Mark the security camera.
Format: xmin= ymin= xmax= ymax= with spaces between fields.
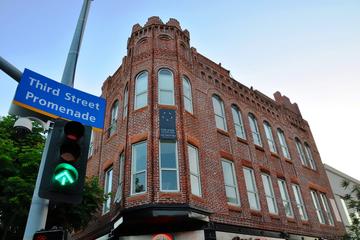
xmin=14 ymin=117 xmax=33 ymax=136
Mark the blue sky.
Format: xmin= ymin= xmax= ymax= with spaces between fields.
xmin=1 ymin=0 xmax=359 ymax=179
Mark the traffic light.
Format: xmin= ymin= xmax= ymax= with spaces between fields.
xmin=33 ymin=229 xmax=68 ymax=240
xmin=39 ymin=119 xmax=91 ymax=204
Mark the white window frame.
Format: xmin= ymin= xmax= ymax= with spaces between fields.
xmin=158 ymin=69 xmax=175 ymax=105
xmin=221 ymin=159 xmax=240 ymax=206
xmin=320 ymin=193 xmax=334 ymax=226
xmin=263 ymin=121 xmax=277 ymax=153
xmin=134 ymin=71 xmax=148 ymax=110
xmin=123 ymin=85 xmax=128 ymax=119
xmin=212 ymin=95 xmax=227 ymax=131
xmin=311 ymin=190 xmax=326 ymax=224
xmin=304 ymin=143 xmax=317 ymax=170
xmin=159 ymin=140 xmax=179 ymax=192
xmin=231 ymin=105 xmax=246 ymax=139
xmin=277 ymin=128 xmax=291 ymax=159
xmin=182 ymin=76 xmax=193 ymax=113
xmin=278 ymin=179 xmax=294 ymax=218
xmin=295 ymin=138 xmax=307 ymax=166
xmin=103 ymin=167 xmax=113 ymax=214
xmin=131 ymin=141 xmax=147 ymax=195
xmin=243 ymin=167 xmax=260 ymax=210
xmin=292 ymin=184 xmax=308 ymax=220
xmin=188 ymin=144 xmax=201 ymax=197
xmin=248 ymin=113 xmax=262 ymax=147
xmin=88 ymin=130 xmax=94 ymax=157
xmin=261 ymin=173 xmax=278 ymax=214
xmin=109 ymin=100 xmax=119 ymax=136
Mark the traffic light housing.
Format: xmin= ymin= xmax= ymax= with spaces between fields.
xmin=39 ymin=119 xmax=91 ymax=204
xmin=33 ymin=229 xmax=68 ymax=240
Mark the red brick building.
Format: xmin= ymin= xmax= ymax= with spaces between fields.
xmin=78 ymin=17 xmax=345 ymax=240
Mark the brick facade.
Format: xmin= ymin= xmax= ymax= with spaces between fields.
xmin=78 ymin=17 xmax=345 ymax=239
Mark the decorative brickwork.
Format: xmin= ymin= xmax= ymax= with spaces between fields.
xmin=77 ymin=17 xmax=345 ymax=240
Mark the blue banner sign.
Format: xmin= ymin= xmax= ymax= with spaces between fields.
xmin=13 ymin=69 xmax=106 ymax=130
xmin=159 ymin=109 xmax=176 ymax=140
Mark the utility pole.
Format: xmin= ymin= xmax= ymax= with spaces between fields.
xmin=22 ymin=1 xmax=93 ymax=239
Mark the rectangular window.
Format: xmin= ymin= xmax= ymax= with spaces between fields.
xmin=114 ymin=153 xmax=125 ymax=203
xmin=243 ymin=167 xmax=260 ymax=210
xmin=292 ymin=184 xmax=308 ymax=220
xmin=277 ymin=129 xmax=291 ymax=159
xmin=278 ymin=179 xmax=294 ymax=217
xmin=131 ymin=141 xmax=147 ymax=195
xmin=103 ymin=167 xmax=113 ymax=214
xmin=221 ymin=160 xmax=240 ymax=205
xmin=263 ymin=122 xmax=277 ymax=153
xmin=160 ymin=141 xmax=179 ymax=191
xmin=311 ymin=190 xmax=326 ymax=224
xmin=320 ymin=193 xmax=334 ymax=226
xmin=261 ymin=174 xmax=278 ymax=214
xmin=188 ymin=144 xmax=201 ymax=197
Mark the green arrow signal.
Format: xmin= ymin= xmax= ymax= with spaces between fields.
xmin=53 ymin=163 xmax=78 ymax=187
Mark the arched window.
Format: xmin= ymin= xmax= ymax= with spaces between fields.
xmin=158 ymin=69 xmax=174 ymax=105
xmin=304 ymin=143 xmax=316 ymax=170
xmin=123 ymin=85 xmax=128 ymax=119
xmin=231 ymin=105 xmax=246 ymax=139
xmin=263 ymin=121 xmax=277 ymax=153
xmin=277 ymin=128 xmax=291 ymax=159
xmin=109 ymin=100 xmax=119 ymax=136
xmin=248 ymin=113 xmax=262 ymax=146
xmin=295 ymin=138 xmax=307 ymax=166
xmin=212 ymin=95 xmax=227 ymax=131
xmin=135 ymin=71 xmax=148 ymax=109
xmin=182 ymin=76 xmax=193 ymax=113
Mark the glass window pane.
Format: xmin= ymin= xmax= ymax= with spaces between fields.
xmin=136 ymin=72 xmax=147 ymax=93
xmin=222 ymin=161 xmax=234 ymax=185
xmin=184 ymin=98 xmax=193 ymax=113
xmin=188 ymin=146 xmax=199 ymax=174
xmin=212 ymin=97 xmax=222 ymax=115
xmin=248 ymin=192 xmax=259 ymax=210
xmin=133 ymin=172 xmax=146 ymax=193
xmin=160 ymin=91 xmax=174 ymax=105
xmin=160 ymin=141 xmax=177 ymax=169
xmin=161 ymin=170 xmax=178 ymax=190
xmin=225 ymin=186 xmax=238 ymax=204
xmin=134 ymin=143 xmax=147 ymax=172
xmin=191 ymin=175 xmax=201 ymax=196
xmin=159 ymin=70 xmax=173 ymax=90
xmin=136 ymin=93 xmax=147 ymax=109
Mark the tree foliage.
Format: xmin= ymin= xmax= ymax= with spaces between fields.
xmin=0 ymin=116 xmax=104 ymax=240
xmin=342 ymin=180 xmax=360 ymax=240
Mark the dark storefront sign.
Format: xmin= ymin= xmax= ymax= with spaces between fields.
xmin=159 ymin=109 xmax=176 ymax=140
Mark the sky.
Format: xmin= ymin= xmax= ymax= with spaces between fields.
xmin=0 ymin=0 xmax=359 ymax=179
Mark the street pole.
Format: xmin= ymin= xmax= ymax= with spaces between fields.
xmin=23 ymin=130 xmax=52 ymax=240
xmin=23 ymin=0 xmax=93 ymax=239
xmin=61 ymin=0 xmax=92 ymax=87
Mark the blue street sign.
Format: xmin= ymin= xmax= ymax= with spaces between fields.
xmin=13 ymin=69 xmax=106 ymax=130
